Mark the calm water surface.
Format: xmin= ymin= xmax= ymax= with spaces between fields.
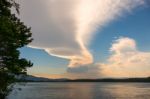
xmin=7 ymin=82 xmax=150 ymax=99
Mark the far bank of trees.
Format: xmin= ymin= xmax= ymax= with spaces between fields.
xmin=0 ymin=0 xmax=33 ymax=98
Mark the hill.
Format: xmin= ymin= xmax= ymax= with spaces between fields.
xmin=17 ymin=75 xmax=150 ymax=82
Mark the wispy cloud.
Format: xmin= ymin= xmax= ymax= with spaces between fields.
xmin=19 ymin=0 xmax=145 ymax=68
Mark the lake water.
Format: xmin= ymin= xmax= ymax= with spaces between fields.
xmin=7 ymin=82 xmax=150 ymax=99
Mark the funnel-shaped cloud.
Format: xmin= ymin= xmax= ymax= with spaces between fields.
xmin=19 ymin=0 xmax=145 ymax=67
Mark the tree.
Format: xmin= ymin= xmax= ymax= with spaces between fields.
xmin=0 ymin=0 xmax=33 ymax=98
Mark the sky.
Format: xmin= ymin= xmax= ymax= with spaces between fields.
xmin=17 ymin=0 xmax=150 ymax=79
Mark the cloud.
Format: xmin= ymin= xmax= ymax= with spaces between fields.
xmin=100 ymin=37 xmax=150 ymax=77
xmin=19 ymin=0 xmax=145 ymax=68
xmin=67 ymin=64 xmax=101 ymax=78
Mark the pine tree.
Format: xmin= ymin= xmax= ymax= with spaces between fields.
xmin=0 ymin=0 xmax=33 ymax=98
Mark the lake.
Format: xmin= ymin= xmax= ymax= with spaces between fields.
xmin=7 ymin=82 xmax=150 ymax=99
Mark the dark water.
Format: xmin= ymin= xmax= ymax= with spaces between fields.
xmin=7 ymin=82 xmax=150 ymax=99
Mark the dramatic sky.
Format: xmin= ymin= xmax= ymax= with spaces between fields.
xmin=17 ymin=0 xmax=150 ymax=78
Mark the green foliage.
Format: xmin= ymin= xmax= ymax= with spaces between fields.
xmin=0 ymin=0 xmax=33 ymax=98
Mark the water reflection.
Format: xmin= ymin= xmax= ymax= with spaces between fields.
xmin=65 ymin=83 xmax=150 ymax=99
xmin=8 ymin=82 xmax=150 ymax=99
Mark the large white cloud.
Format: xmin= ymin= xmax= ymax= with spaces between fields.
xmin=18 ymin=0 xmax=145 ymax=68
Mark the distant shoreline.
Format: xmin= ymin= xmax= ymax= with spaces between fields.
xmin=18 ymin=76 xmax=150 ymax=83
